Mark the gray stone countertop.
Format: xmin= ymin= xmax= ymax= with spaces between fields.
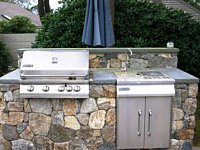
xmin=0 ymin=69 xmax=20 ymax=84
xmin=0 ymin=68 xmax=199 ymax=85
xmin=90 ymin=68 xmax=199 ymax=84
xmin=18 ymin=48 xmax=179 ymax=54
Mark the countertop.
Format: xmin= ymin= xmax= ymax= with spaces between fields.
xmin=90 ymin=68 xmax=199 ymax=84
xmin=18 ymin=48 xmax=179 ymax=54
xmin=0 ymin=68 xmax=198 ymax=85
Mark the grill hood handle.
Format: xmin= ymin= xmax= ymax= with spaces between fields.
xmin=20 ymin=73 xmax=88 ymax=79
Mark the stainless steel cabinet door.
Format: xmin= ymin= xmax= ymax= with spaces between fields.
xmin=117 ymin=98 xmax=145 ymax=149
xmin=144 ymin=97 xmax=172 ymax=149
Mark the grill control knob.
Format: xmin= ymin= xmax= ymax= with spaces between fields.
xmin=27 ymin=85 xmax=34 ymax=92
xmin=58 ymin=86 xmax=65 ymax=92
xmin=42 ymin=86 xmax=49 ymax=92
xmin=66 ymin=86 xmax=73 ymax=92
xmin=74 ymin=86 xmax=81 ymax=92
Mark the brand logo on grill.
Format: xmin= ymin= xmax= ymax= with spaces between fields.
xmin=119 ymin=87 xmax=130 ymax=91
xmin=23 ymin=64 xmax=33 ymax=67
xmin=52 ymin=57 xmax=58 ymax=64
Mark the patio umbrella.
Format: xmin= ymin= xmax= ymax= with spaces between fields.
xmin=82 ymin=0 xmax=115 ymax=47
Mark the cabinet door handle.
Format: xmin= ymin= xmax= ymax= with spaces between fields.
xmin=138 ymin=109 xmax=142 ymax=136
xmin=148 ymin=110 xmax=152 ymax=137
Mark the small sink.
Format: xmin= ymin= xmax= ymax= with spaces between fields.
xmin=138 ymin=71 xmax=166 ymax=77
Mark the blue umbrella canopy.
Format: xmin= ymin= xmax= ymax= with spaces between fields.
xmin=82 ymin=0 xmax=115 ymax=47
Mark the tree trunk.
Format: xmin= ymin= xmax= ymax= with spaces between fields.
xmin=109 ymin=0 xmax=115 ymax=26
xmin=38 ymin=0 xmax=51 ymax=19
xmin=44 ymin=0 xmax=50 ymax=13
xmin=38 ymin=0 xmax=45 ymax=18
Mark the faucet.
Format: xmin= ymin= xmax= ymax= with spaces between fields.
xmin=127 ymin=48 xmax=133 ymax=56
xmin=121 ymin=48 xmax=133 ymax=72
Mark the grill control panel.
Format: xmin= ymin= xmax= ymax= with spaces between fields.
xmin=20 ymin=84 xmax=89 ymax=98
xmin=26 ymin=85 xmax=82 ymax=93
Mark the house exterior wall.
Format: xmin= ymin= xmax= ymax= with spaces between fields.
xmin=0 ymin=34 xmax=36 ymax=67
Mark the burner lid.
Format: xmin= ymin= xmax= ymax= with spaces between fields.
xmin=20 ymin=50 xmax=89 ymax=79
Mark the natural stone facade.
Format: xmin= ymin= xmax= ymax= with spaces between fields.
xmin=0 ymin=83 xmax=198 ymax=150
xmin=170 ymin=84 xmax=198 ymax=150
xmin=0 ymin=84 xmax=116 ymax=150
xmin=89 ymin=53 xmax=178 ymax=69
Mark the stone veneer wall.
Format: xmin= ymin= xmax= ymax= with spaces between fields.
xmin=17 ymin=48 xmax=178 ymax=69
xmin=0 ymin=83 xmax=198 ymax=150
xmin=171 ymin=84 xmax=198 ymax=150
xmin=89 ymin=53 xmax=178 ymax=69
xmin=0 ymin=84 xmax=116 ymax=150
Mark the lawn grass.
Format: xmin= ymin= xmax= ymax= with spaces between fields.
xmin=193 ymin=94 xmax=200 ymax=146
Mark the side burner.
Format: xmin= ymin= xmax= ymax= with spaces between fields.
xmin=139 ymin=71 xmax=166 ymax=77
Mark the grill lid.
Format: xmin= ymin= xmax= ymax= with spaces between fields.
xmin=20 ymin=50 xmax=89 ymax=79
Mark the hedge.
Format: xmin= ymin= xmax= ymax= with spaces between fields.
xmin=0 ymin=41 xmax=11 ymax=76
xmin=32 ymin=0 xmax=86 ymax=48
xmin=0 ymin=16 xmax=36 ymax=33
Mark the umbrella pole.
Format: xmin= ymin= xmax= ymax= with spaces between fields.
xmin=109 ymin=0 xmax=115 ymax=27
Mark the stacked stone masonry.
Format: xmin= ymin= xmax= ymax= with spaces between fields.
xmin=171 ymin=84 xmax=198 ymax=150
xmin=0 ymin=84 xmax=117 ymax=150
xmin=0 ymin=83 xmax=198 ymax=150
xmin=18 ymin=53 xmax=178 ymax=69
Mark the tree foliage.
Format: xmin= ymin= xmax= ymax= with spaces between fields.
xmin=38 ymin=0 xmax=51 ymax=19
xmin=115 ymin=0 xmax=200 ymax=79
xmin=0 ymin=16 xmax=36 ymax=33
xmin=0 ymin=0 xmax=38 ymax=14
xmin=32 ymin=0 xmax=86 ymax=48
xmin=12 ymin=0 xmax=37 ymax=10
xmin=33 ymin=0 xmax=200 ymax=79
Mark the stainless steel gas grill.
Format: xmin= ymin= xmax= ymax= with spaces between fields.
xmin=20 ymin=50 xmax=89 ymax=98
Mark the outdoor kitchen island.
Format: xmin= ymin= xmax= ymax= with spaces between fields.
xmin=0 ymin=48 xmax=199 ymax=150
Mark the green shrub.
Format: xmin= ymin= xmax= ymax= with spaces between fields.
xmin=194 ymin=94 xmax=200 ymax=146
xmin=0 ymin=16 xmax=36 ymax=33
xmin=33 ymin=0 xmax=200 ymax=79
xmin=32 ymin=0 xmax=86 ymax=48
xmin=115 ymin=0 xmax=200 ymax=79
xmin=0 ymin=41 xmax=11 ymax=76
xmin=0 ymin=20 xmax=11 ymax=33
